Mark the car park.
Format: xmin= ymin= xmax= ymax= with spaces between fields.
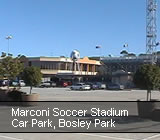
xmin=107 ymin=83 xmax=124 ymax=90
xmin=39 ymin=81 xmax=56 ymax=88
xmin=70 ymin=83 xmax=91 ymax=90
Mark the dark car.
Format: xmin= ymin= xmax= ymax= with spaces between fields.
xmin=95 ymin=82 xmax=106 ymax=89
xmin=39 ymin=81 xmax=56 ymax=88
xmin=10 ymin=81 xmax=19 ymax=86
xmin=85 ymin=82 xmax=99 ymax=90
xmin=0 ymin=80 xmax=8 ymax=87
xmin=107 ymin=83 xmax=124 ymax=90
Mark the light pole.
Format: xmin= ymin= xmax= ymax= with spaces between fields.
xmin=6 ymin=35 xmax=13 ymax=55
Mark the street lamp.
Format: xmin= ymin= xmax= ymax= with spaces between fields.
xmin=6 ymin=35 xmax=13 ymax=55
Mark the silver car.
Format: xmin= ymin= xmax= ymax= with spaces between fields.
xmin=39 ymin=81 xmax=56 ymax=88
xmin=70 ymin=83 xmax=91 ymax=90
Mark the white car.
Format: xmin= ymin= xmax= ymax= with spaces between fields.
xmin=39 ymin=81 xmax=56 ymax=88
xmin=19 ymin=80 xmax=26 ymax=87
xmin=70 ymin=83 xmax=91 ymax=90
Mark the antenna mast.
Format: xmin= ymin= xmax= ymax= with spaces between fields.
xmin=146 ymin=0 xmax=158 ymax=64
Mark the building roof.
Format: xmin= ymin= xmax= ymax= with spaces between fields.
xmin=27 ymin=56 xmax=101 ymax=65
xmin=79 ymin=57 xmax=101 ymax=65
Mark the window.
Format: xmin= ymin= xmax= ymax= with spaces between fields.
xmin=89 ymin=65 xmax=93 ymax=72
xmin=95 ymin=65 xmax=99 ymax=72
xmin=83 ymin=64 xmax=87 ymax=71
xmin=28 ymin=61 xmax=32 ymax=66
xmin=60 ymin=62 xmax=66 ymax=70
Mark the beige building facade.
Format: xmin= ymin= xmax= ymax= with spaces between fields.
xmin=26 ymin=56 xmax=101 ymax=81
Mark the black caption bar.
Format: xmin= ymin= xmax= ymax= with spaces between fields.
xmin=0 ymin=101 xmax=160 ymax=133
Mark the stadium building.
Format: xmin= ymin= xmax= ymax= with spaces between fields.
xmin=25 ymin=56 xmax=101 ymax=82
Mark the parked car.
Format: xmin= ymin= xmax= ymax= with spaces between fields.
xmin=107 ymin=83 xmax=124 ymax=90
xmin=10 ymin=81 xmax=19 ymax=86
xmin=95 ymin=82 xmax=106 ymax=89
xmin=70 ymin=83 xmax=91 ymax=90
xmin=0 ymin=80 xmax=9 ymax=87
xmin=85 ymin=82 xmax=99 ymax=90
xmin=39 ymin=81 xmax=56 ymax=88
xmin=9 ymin=80 xmax=26 ymax=87
xmin=67 ymin=81 xmax=72 ymax=86
xmin=19 ymin=80 xmax=26 ymax=87
xmin=56 ymin=81 xmax=69 ymax=87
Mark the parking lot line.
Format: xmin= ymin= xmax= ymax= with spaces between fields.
xmin=0 ymin=135 xmax=23 ymax=140
xmin=78 ymin=133 xmax=134 ymax=140
xmin=142 ymin=134 xmax=160 ymax=140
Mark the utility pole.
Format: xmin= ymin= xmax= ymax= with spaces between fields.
xmin=146 ymin=0 xmax=158 ymax=64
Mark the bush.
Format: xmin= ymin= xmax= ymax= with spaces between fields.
xmin=7 ymin=89 xmax=24 ymax=101
xmin=0 ymin=55 xmax=24 ymax=81
xmin=22 ymin=66 xmax=42 ymax=94
xmin=133 ymin=64 xmax=160 ymax=100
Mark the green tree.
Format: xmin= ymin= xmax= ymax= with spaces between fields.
xmin=0 ymin=54 xmax=24 ymax=82
xmin=22 ymin=66 xmax=42 ymax=94
xmin=157 ymin=51 xmax=160 ymax=56
xmin=120 ymin=50 xmax=128 ymax=56
xmin=139 ymin=53 xmax=147 ymax=57
xmin=133 ymin=64 xmax=160 ymax=101
xmin=19 ymin=55 xmax=27 ymax=63
xmin=127 ymin=53 xmax=136 ymax=57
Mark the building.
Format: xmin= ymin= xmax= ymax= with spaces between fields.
xmin=101 ymin=55 xmax=160 ymax=88
xmin=26 ymin=56 xmax=101 ymax=82
xmin=112 ymin=70 xmax=134 ymax=88
xmin=101 ymin=56 xmax=157 ymax=74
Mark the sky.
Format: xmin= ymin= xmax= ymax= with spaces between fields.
xmin=0 ymin=0 xmax=160 ymax=57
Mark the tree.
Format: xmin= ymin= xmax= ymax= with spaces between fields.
xmin=139 ymin=53 xmax=147 ymax=57
xmin=19 ymin=55 xmax=27 ymax=62
xmin=0 ymin=54 xmax=24 ymax=82
xmin=120 ymin=50 xmax=128 ymax=56
xmin=22 ymin=66 xmax=42 ymax=94
xmin=127 ymin=53 xmax=136 ymax=57
xmin=1 ymin=52 xmax=6 ymax=57
xmin=157 ymin=51 xmax=160 ymax=56
xmin=133 ymin=64 xmax=160 ymax=101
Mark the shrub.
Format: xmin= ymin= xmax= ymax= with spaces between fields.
xmin=133 ymin=64 xmax=160 ymax=101
xmin=22 ymin=66 xmax=42 ymax=94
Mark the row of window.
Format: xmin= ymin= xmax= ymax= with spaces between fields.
xmin=106 ymin=64 xmax=140 ymax=73
xmin=29 ymin=61 xmax=99 ymax=72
